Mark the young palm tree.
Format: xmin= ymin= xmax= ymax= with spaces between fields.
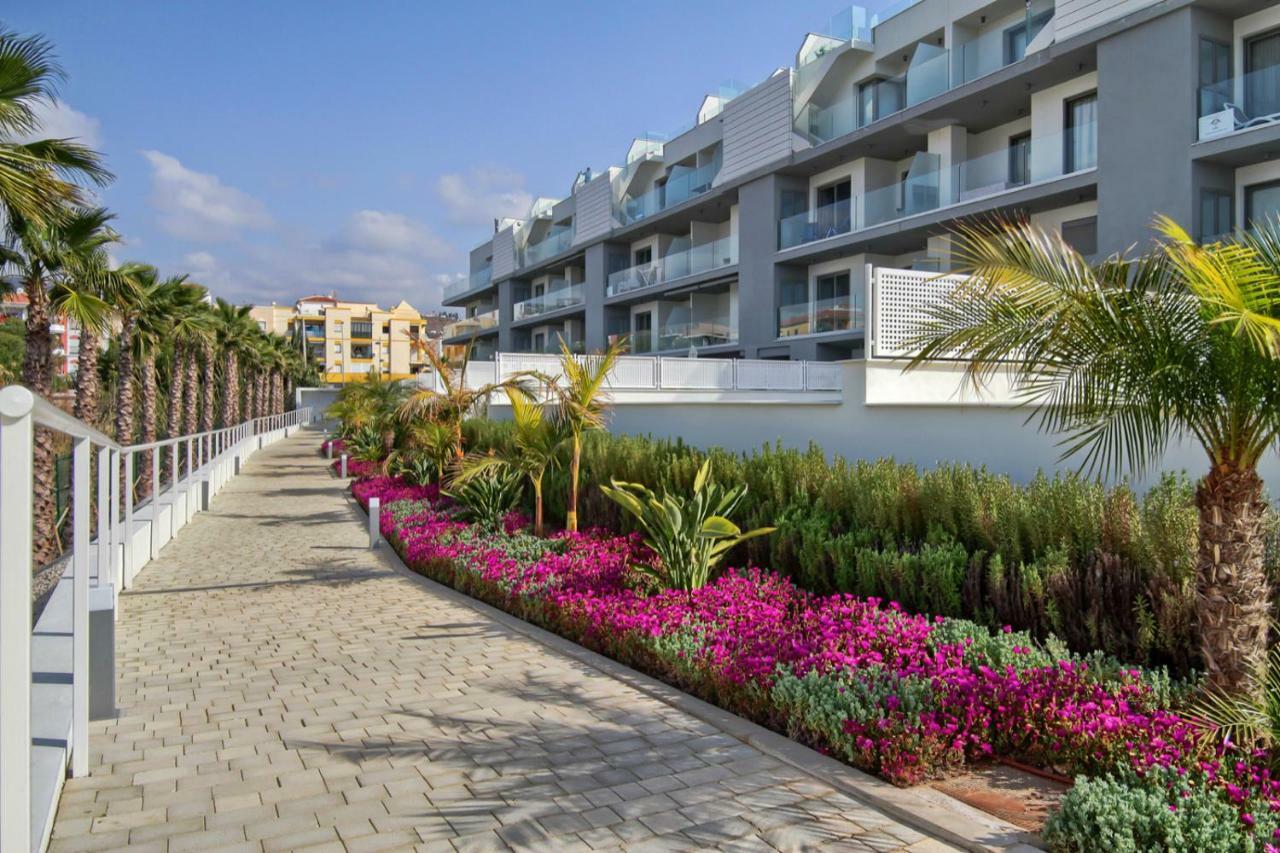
xmin=329 ymin=372 xmax=410 ymax=455
xmin=546 ymin=336 xmax=625 ymax=533
xmin=396 ymin=340 xmax=535 ymax=459
xmin=0 ymin=29 xmax=112 ymax=227
xmin=906 ymin=216 xmax=1280 ymax=694
xmin=454 ymin=390 xmax=567 ymax=536
xmin=213 ymin=298 xmax=254 ymax=427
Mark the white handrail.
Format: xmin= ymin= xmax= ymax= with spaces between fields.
xmin=0 ymin=385 xmax=313 ymax=853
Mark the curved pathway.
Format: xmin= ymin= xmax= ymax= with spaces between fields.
xmin=48 ymin=432 xmax=957 ymax=852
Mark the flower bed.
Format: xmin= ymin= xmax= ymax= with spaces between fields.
xmin=354 ymin=472 xmax=1280 ymax=849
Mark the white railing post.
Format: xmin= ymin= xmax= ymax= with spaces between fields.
xmin=71 ymin=436 xmax=90 ymax=777
xmin=170 ymin=443 xmax=178 ymax=492
xmin=0 ymin=386 xmax=34 ymax=851
xmin=326 ymin=440 xmax=333 ymax=460
xmin=186 ymin=437 xmax=193 ymax=482
xmin=109 ymin=449 xmax=121 ymax=590
xmin=123 ymin=451 xmax=135 ymax=585
xmin=150 ymin=446 xmax=161 ymax=555
xmin=96 ymin=446 xmax=109 ymax=585
xmin=369 ymin=496 xmax=380 ymax=548
xmin=340 ymin=453 xmax=348 ymax=478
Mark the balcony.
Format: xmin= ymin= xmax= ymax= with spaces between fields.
xmin=778 ymin=295 xmax=864 ymax=338
xmin=444 ymin=308 xmax=498 ymax=339
xmin=957 ymin=3 xmax=1053 ymax=86
xmin=778 ymin=123 xmax=1096 ymax=251
xmin=607 ymin=235 xmax=738 ymax=297
xmin=513 ymin=282 xmax=585 ymax=322
xmin=350 ymin=322 xmax=373 ymax=340
xmin=520 ymin=225 xmax=574 ymax=269
xmin=1198 ymin=64 xmax=1280 ymax=141
xmin=444 ymin=265 xmax=493 ymax=301
xmin=616 ymin=158 xmax=721 ymax=226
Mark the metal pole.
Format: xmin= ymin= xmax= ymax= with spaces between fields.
xmin=96 ymin=446 xmax=109 ymax=585
xmin=71 ymin=436 xmax=90 ymax=777
xmin=170 ymin=443 xmax=178 ymax=492
xmin=0 ymin=386 xmax=34 ymax=851
xmin=150 ymin=446 xmax=161 ymax=555
xmin=369 ymin=497 xmax=380 ymax=548
xmin=109 ymin=449 xmax=121 ymax=590
xmin=123 ymin=451 xmax=135 ymax=585
xmin=340 ymin=453 xmax=348 ymax=478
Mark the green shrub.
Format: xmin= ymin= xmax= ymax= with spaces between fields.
xmin=442 ymin=468 xmax=522 ymax=530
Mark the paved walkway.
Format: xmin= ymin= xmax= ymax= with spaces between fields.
xmin=49 ymin=432 xmax=955 ymax=852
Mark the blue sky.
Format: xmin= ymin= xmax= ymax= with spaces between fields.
xmin=7 ymin=0 xmax=874 ymax=310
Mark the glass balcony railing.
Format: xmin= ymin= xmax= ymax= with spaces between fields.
xmin=905 ymin=44 xmax=949 ymax=107
xmin=606 ymin=235 xmax=738 ymax=296
xmin=958 ymin=5 xmax=1053 ymax=85
xmin=513 ymin=283 xmax=585 ymax=321
xmin=616 ymin=158 xmax=722 ymax=226
xmin=443 ymin=308 xmax=498 ymax=339
xmin=777 ymin=295 xmax=864 ymax=338
xmin=520 ymin=225 xmax=574 ymax=269
xmin=1198 ymin=64 xmax=1280 ymax=141
xmin=444 ymin=265 xmax=492 ymax=301
xmin=778 ymin=124 xmax=1095 ymax=250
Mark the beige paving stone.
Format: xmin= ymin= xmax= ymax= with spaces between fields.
xmin=47 ymin=434 xmax=958 ymax=852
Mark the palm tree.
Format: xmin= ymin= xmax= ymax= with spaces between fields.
xmin=396 ymin=340 xmax=535 ymax=459
xmin=61 ymin=241 xmax=133 ymax=425
xmin=0 ymin=30 xmax=112 ymax=228
xmin=454 ymin=390 xmax=567 ymax=536
xmin=906 ymin=216 xmax=1280 ymax=694
xmin=329 ymin=372 xmax=411 ymax=455
xmin=546 ymin=336 xmax=625 ymax=533
xmin=164 ymin=281 xmax=210 ymax=443
xmin=213 ymin=298 xmax=253 ymax=427
xmin=1 ymin=207 xmax=118 ymax=562
xmin=133 ymin=275 xmax=189 ymax=498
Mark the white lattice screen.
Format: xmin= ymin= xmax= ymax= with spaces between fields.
xmin=871 ymin=267 xmax=967 ymax=359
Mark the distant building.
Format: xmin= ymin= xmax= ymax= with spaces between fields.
xmin=1 ymin=293 xmax=81 ymax=377
xmin=250 ymin=295 xmax=444 ymax=383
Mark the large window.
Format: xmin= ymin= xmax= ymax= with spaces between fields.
xmin=1246 ymin=29 xmax=1280 ymax=118
xmin=1246 ymin=180 xmax=1280 ymax=229
xmin=1064 ymin=93 xmax=1097 ymax=173
xmin=1200 ymin=38 xmax=1232 ymax=117
xmin=350 ymin=320 xmax=373 ymax=339
xmin=1062 ymin=216 xmax=1098 ymax=257
xmin=1199 ymin=189 xmax=1233 ymax=242
xmin=633 ymin=246 xmax=652 ymax=267
xmin=815 ymin=180 xmax=852 ymax=236
xmin=1008 ymin=132 xmax=1031 ymax=186
xmin=814 ymin=272 xmax=852 ymax=333
xmin=351 ymin=343 xmax=373 ymax=359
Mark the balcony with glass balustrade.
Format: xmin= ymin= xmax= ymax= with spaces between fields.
xmin=615 ymin=156 xmax=723 ymax=227
xmin=512 ymin=282 xmax=585 ymax=323
xmin=443 ymin=265 xmax=493 ymax=303
xmin=606 ymin=235 xmax=738 ymax=298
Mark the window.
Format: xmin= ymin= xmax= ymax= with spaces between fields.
xmin=1062 ymin=217 xmax=1098 ymax=257
xmin=351 ymin=343 xmax=373 ymax=359
xmin=815 ymin=180 xmax=851 ymax=235
xmin=1246 ymin=180 xmax=1280 ymax=228
xmin=1199 ymin=190 xmax=1233 ymax=242
xmin=632 ymin=311 xmax=653 ymax=352
xmin=858 ymin=81 xmax=877 ymax=128
xmin=1246 ymin=29 xmax=1280 ymax=118
xmin=1199 ymin=39 xmax=1232 ymax=117
xmin=1008 ymin=132 xmax=1031 ymax=186
xmin=1064 ymin=93 xmax=1097 ymax=172
xmin=633 ymin=246 xmax=652 ymax=267
xmin=814 ymin=272 xmax=852 ymax=333
xmin=351 ymin=321 xmax=372 ymax=338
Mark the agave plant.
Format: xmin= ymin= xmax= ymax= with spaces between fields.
xmin=444 ymin=467 xmax=522 ymax=531
xmin=601 ymin=459 xmax=775 ymax=591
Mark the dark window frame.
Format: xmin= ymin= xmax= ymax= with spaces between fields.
xmin=1064 ymin=91 xmax=1098 ymax=173
xmin=1008 ymin=131 xmax=1032 ymax=186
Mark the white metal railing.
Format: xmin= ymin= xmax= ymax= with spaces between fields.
xmin=0 ymin=387 xmax=313 ymax=853
xmin=418 ymin=353 xmax=844 ymax=395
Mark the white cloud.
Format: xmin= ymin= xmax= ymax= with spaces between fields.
xmin=141 ymin=150 xmax=273 ymax=241
xmin=435 ymin=166 xmax=532 ymax=226
xmin=21 ymin=99 xmax=102 ymax=147
xmin=338 ymin=210 xmax=453 ymax=261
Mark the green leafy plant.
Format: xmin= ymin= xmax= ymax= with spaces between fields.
xmin=600 ymin=459 xmax=775 ymax=591
xmin=443 ymin=467 xmax=522 ymax=531
xmin=346 ymin=426 xmax=385 ymax=463
xmin=1191 ymin=630 xmax=1280 ymax=762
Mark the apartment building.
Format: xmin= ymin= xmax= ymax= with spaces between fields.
xmin=1 ymin=293 xmax=82 ymax=377
xmin=250 ymin=295 xmax=442 ymax=383
xmin=443 ymin=0 xmax=1280 ymax=361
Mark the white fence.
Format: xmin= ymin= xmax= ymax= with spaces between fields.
xmin=0 ymin=389 xmax=313 ymax=853
xmin=868 ymin=265 xmax=967 ymax=359
xmin=420 ymin=353 xmax=845 ymax=394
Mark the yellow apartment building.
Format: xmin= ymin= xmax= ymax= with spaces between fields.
xmin=250 ymin=295 xmax=436 ymax=383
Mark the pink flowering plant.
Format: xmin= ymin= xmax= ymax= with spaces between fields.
xmin=347 ymin=462 xmax=1280 ymax=848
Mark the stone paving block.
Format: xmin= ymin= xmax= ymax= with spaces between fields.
xmin=46 ymin=435 xmax=955 ymax=853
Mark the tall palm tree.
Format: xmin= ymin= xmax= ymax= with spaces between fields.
xmin=454 ymin=390 xmax=567 ymax=536
xmin=61 ymin=243 xmax=133 ymax=425
xmin=906 ymin=216 xmax=1280 ymax=694
xmin=213 ymin=298 xmax=253 ymax=427
xmin=396 ymin=340 xmax=536 ymax=459
xmin=133 ymin=275 xmax=187 ymax=498
xmin=197 ymin=301 xmax=216 ymax=435
xmin=164 ymin=281 xmax=209 ymax=443
xmin=546 ymin=336 xmax=625 ymax=533
xmin=1 ymin=208 xmax=118 ymax=562
xmin=0 ymin=29 xmax=112 ymax=228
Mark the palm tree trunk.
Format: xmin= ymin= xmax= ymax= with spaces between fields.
xmin=183 ymin=349 xmax=198 ymax=435
xmin=115 ymin=321 xmax=136 ymax=503
xmin=567 ymin=432 xmax=581 ymax=533
xmin=220 ymin=351 xmax=238 ymax=427
xmin=73 ymin=326 xmax=101 ymax=423
xmin=1196 ymin=463 xmax=1271 ymax=694
xmin=166 ymin=347 xmax=185 ymax=483
xmin=533 ymin=476 xmax=544 ymax=538
xmin=199 ymin=342 xmax=214 ymax=433
xmin=137 ymin=357 xmax=158 ymax=500
xmin=23 ymin=276 xmax=58 ymax=564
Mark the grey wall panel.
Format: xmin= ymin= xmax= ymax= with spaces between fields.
xmin=572 ymin=173 xmax=615 ymax=245
xmin=1056 ymin=0 xmax=1163 ymax=41
xmin=720 ymin=71 xmax=794 ymax=184
xmin=491 ymin=227 xmax=517 ymax=279
xmin=469 ymin=239 xmax=493 ymax=270
xmin=661 ymin=118 xmax=723 ymax=164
